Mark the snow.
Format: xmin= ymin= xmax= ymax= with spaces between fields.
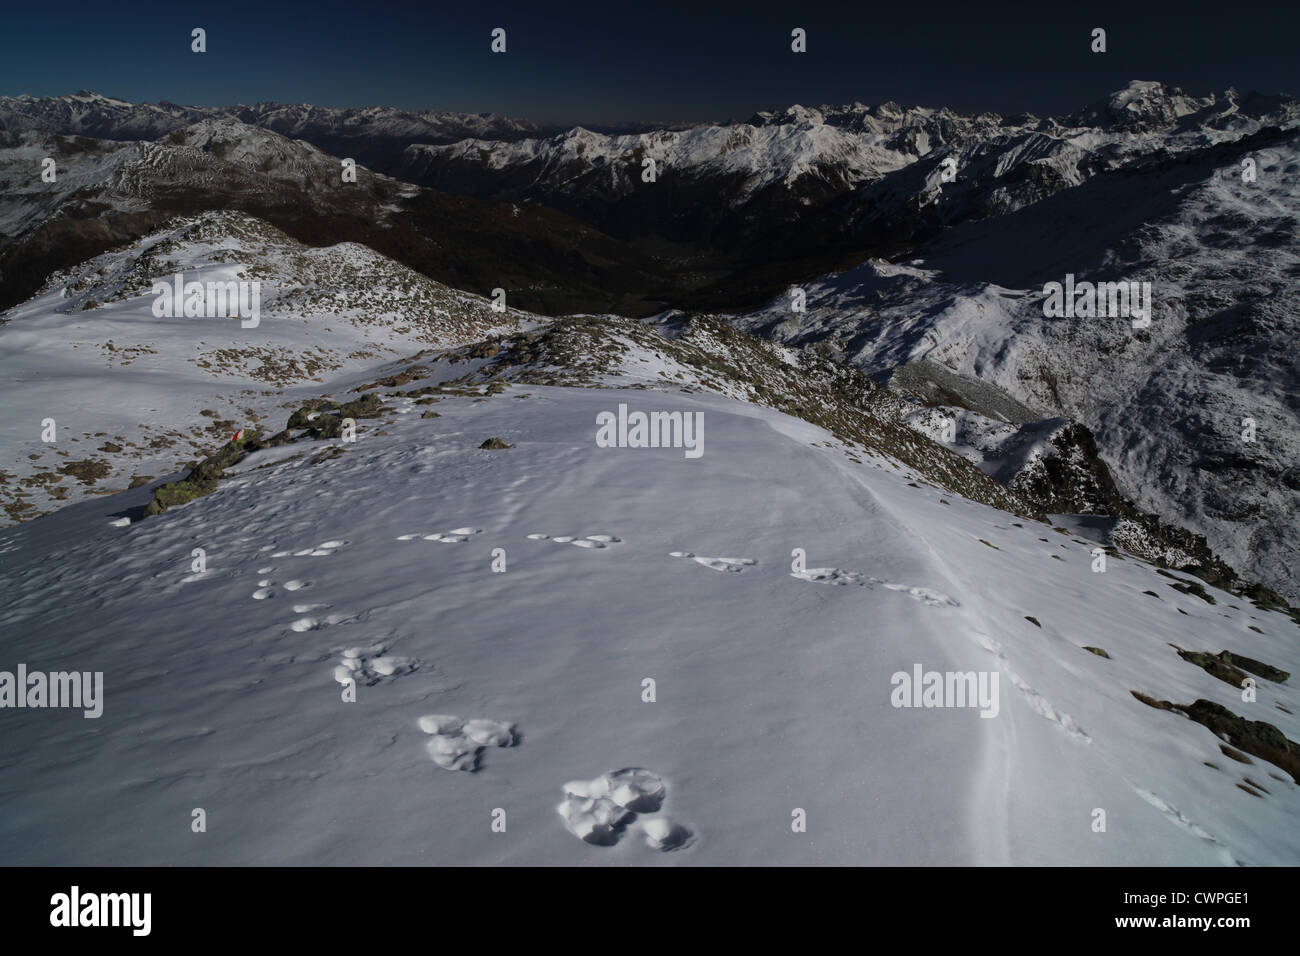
xmin=735 ymin=130 xmax=1300 ymax=601
xmin=0 ymin=85 xmax=1298 ymax=867
xmin=0 ymin=211 xmax=525 ymax=526
xmin=1 ymin=370 xmax=1296 ymax=865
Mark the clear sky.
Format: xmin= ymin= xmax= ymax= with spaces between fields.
xmin=2 ymin=0 xmax=1297 ymax=124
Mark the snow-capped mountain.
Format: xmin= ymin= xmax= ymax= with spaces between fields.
xmin=387 ymin=81 xmax=1298 ymax=249
xmin=1 ymin=255 xmax=1297 ymax=865
xmin=0 ymin=92 xmax=690 ymax=172
xmin=0 ymin=91 xmax=554 ymax=152
xmin=3 ymin=81 xmax=1295 ymax=603
xmin=733 ymin=119 xmax=1300 ymax=602
xmin=0 ymin=117 xmax=664 ymax=318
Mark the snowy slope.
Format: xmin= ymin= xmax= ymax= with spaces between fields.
xmin=0 ymin=211 xmax=527 ymax=525
xmin=1 ymin=353 xmax=1297 ymax=865
xmin=734 ymin=130 xmax=1300 ymax=601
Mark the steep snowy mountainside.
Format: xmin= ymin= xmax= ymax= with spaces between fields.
xmin=0 ymin=211 xmax=527 ymax=526
xmin=1 ymin=337 xmax=1297 ymax=865
xmin=733 ymin=129 xmax=1300 ymax=601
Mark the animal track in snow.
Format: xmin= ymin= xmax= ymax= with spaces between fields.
xmin=527 ymin=533 xmax=623 ymax=549
xmin=791 ymin=566 xmax=959 ymax=607
xmin=792 ymin=567 xmax=867 ymax=586
xmin=396 ymin=527 xmax=483 ymax=543
xmin=271 ymin=539 xmax=348 ymax=558
xmin=880 ymin=583 xmax=960 ymax=607
xmin=290 ymin=611 xmax=356 ymax=633
xmin=556 ymin=768 xmax=694 ymax=851
xmin=417 ymin=714 xmax=518 ymax=772
xmin=972 ymin=632 xmax=1090 ymax=742
xmin=1132 ymin=787 xmax=1239 ymax=866
xmin=253 ymin=576 xmax=309 ymax=601
xmin=670 ymin=552 xmax=756 ymax=573
xmin=333 ymin=643 xmax=420 ymax=686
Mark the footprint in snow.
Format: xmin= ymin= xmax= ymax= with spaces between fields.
xmin=791 ymin=566 xmax=959 ymax=607
xmin=528 ymin=533 xmax=623 ymax=549
xmin=271 ymin=539 xmax=348 ymax=558
xmin=417 ymin=714 xmax=519 ymax=772
xmin=971 ymin=631 xmax=1090 ymax=742
xmin=1131 ymin=786 xmax=1239 ymax=866
xmin=253 ymin=577 xmax=309 ymax=600
xmin=290 ymin=612 xmax=355 ymax=633
xmin=669 ymin=551 xmax=756 ymax=573
xmin=396 ymin=527 xmax=483 ymax=543
xmin=333 ymin=642 xmax=420 ymax=687
xmin=556 ymin=768 xmax=694 ymax=851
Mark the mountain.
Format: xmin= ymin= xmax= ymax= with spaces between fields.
xmin=0 ymin=210 xmax=530 ymax=524
xmin=0 ymin=91 xmax=553 ymax=154
xmin=0 ymin=117 xmax=672 ymax=318
xmin=0 ymin=91 xmax=692 ymax=170
xmin=1 ymin=263 xmax=1297 ymax=864
xmin=731 ymin=119 xmax=1300 ymax=601
xmin=2 ymin=82 xmax=1297 ymax=598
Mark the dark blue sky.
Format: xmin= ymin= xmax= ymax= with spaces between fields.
xmin=2 ymin=0 xmax=1297 ymax=124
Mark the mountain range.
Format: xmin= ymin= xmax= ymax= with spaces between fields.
xmin=1 ymin=80 xmax=1298 ymax=865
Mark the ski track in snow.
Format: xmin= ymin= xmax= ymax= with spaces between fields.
xmin=556 ymin=768 xmax=695 ymax=851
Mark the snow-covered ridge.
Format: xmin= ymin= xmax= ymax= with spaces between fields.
xmin=0 ymin=211 xmax=528 ymax=526
xmin=0 ymin=91 xmax=552 ymax=147
xmin=396 ymin=81 xmax=1298 ymax=206
xmin=734 ymin=127 xmax=1300 ymax=601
